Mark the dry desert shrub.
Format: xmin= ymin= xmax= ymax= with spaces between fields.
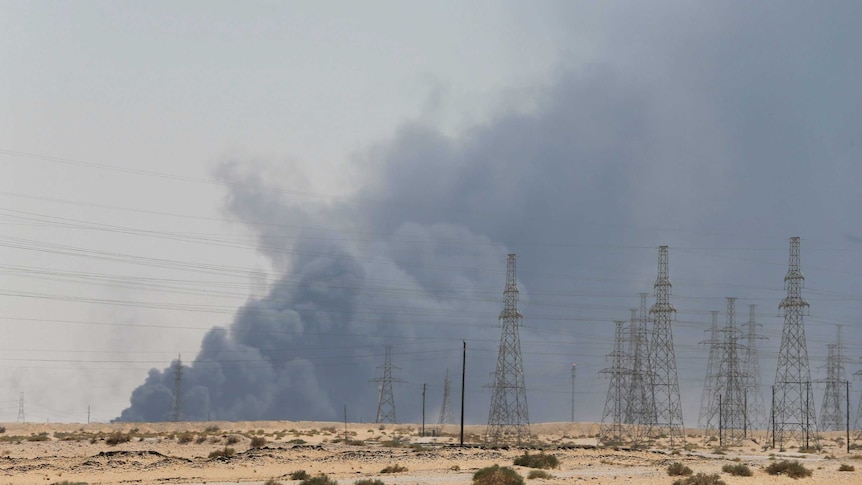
xmin=105 ymin=432 xmax=131 ymax=446
xmin=667 ymin=462 xmax=693 ymax=476
xmin=380 ymin=464 xmax=408 ymax=473
xmin=513 ymin=452 xmax=559 ymax=469
xmin=290 ymin=470 xmax=311 ymax=480
xmin=207 ymin=447 xmax=236 ymax=459
xmin=354 ymin=480 xmax=384 ymax=485
xmin=765 ymin=460 xmax=812 ymax=478
xmin=527 ymin=470 xmax=553 ymax=479
xmin=672 ymin=473 xmax=726 ymax=485
xmin=473 ymin=465 xmax=525 ymax=485
xmin=721 ymin=463 xmax=753 ymax=476
xmin=838 ymin=463 xmax=855 ymax=472
xmin=250 ymin=436 xmax=267 ymax=448
xmin=300 ymin=476 xmax=338 ymax=485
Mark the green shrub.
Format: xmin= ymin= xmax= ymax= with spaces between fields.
xmin=290 ymin=470 xmax=311 ymax=480
xmin=722 ymin=463 xmax=753 ymax=476
xmin=838 ymin=463 xmax=855 ymax=472
xmin=207 ymin=447 xmax=236 ymax=459
xmin=473 ymin=465 xmax=525 ymax=485
xmin=667 ymin=462 xmax=693 ymax=476
xmin=381 ymin=464 xmax=408 ymax=473
xmin=513 ymin=452 xmax=559 ymax=470
xmin=765 ymin=460 xmax=812 ymax=478
xmin=299 ymin=476 xmax=338 ymax=485
xmin=105 ymin=432 xmax=131 ymax=446
xmin=250 ymin=436 xmax=267 ymax=448
xmin=527 ymin=470 xmax=552 ymax=479
xmin=354 ymin=480 xmax=385 ymax=485
xmin=672 ymin=473 xmax=726 ymax=485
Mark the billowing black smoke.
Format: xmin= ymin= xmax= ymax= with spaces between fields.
xmin=117 ymin=2 xmax=862 ymax=422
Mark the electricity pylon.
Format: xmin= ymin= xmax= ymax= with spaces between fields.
xmin=741 ymin=304 xmax=767 ymax=431
xmin=769 ymin=237 xmax=818 ymax=449
xmin=714 ymin=297 xmax=747 ymax=444
xmin=699 ymin=310 xmax=721 ymax=432
xmin=600 ymin=320 xmax=629 ymax=444
xmin=624 ymin=294 xmax=655 ymax=444
xmin=438 ymin=369 xmax=454 ymax=428
xmin=373 ymin=346 xmax=403 ymax=423
xmin=172 ymin=354 xmax=183 ymax=422
xmin=819 ymin=326 xmax=848 ymax=431
xmin=647 ymin=246 xmax=685 ymax=445
xmin=486 ymin=254 xmax=530 ymax=446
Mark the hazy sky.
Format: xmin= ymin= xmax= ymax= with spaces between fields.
xmin=1 ymin=1 xmax=861 ymax=425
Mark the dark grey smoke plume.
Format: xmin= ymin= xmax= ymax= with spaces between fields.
xmin=118 ymin=3 xmax=862 ymax=423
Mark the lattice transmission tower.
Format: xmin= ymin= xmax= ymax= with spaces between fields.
xmin=769 ymin=237 xmax=818 ymax=449
xmin=624 ymin=294 xmax=655 ymax=444
xmin=599 ymin=320 xmax=629 ymax=444
xmin=699 ymin=310 xmax=721 ymax=432
xmin=819 ymin=326 xmax=848 ymax=431
xmin=438 ymin=369 xmax=454 ymax=428
xmin=373 ymin=346 xmax=403 ymax=423
xmin=648 ymin=246 xmax=685 ymax=445
xmin=486 ymin=254 xmax=530 ymax=446
xmin=741 ymin=304 xmax=767 ymax=431
xmin=714 ymin=298 xmax=747 ymax=444
xmin=17 ymin=392 xmax=24 ymax=423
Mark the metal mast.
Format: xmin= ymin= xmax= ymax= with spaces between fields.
xmin=770 ymin=237 xmax=817 ymax=449
xmin=624 ymin=294 xmax=655 ymax=444
xmin=172 ymin=354 xmax=183 ymax=422
xmin=699 ymin=310 xmax=721 ymax=432
xmin=600 ymin=320 xmax=629 ymax=444
xmin=741 ymin=304 xmax=767 ymax=431
xmin=715 ymin=298 xmax=747 ymax=444
xmin=17 ymin=392 xmax=24 ymax=423
xmin=648 ymin=246 xmax=685 ymax=445
xmin=819 ymin=326 xmax=847 ymax=431
xmin=570 ymin=363 xmax=577 ymax=422
xmin=486 ymin=254 xmax=530 ymax=446
xmin=438 ymin=369 xmax=454 ymax=428
xmin=373 ymin=346 xmax=403 ymax=423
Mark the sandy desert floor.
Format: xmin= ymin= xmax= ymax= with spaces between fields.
xmin=0 ymin=421 xmax=859 ymax=485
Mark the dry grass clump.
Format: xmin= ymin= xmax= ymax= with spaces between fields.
xmin=354 ymin=480 xmax=384 ymax=485
xmin=473 ymin=465 xmax=525 ymax=485
xmin=667 ymin=462 xmax=693 ymax=476
xmin=721 ymin=463 xmax=753 ymax=476
xmin=290 ymin=470 xmax=311 ymax=480
xmin=299 ymin=476 xmax=338 ymax=485
xmin=105 ymin=432 xmax=131 ymax=446
xmin=765 ymin=460 xmax=812 ymax=478
xmin=672 ymin=473 xmax=726 ymax=485
xmin=527 ymin=470 xmax=553 ymax=479
xmin=207 ymin=447 xmax=236 ymax=459
xmin=225 ymin=435 xmax=241 ymax=445
xmin=250 ymin=436 xmax=267 ymax=448
xmin=513 ymin=452 xmax=559 ymax=469
xmin=263 ymin=480 xmax=282 ymax=485
xmin=838 ymin=463 xmax=855 ymax=472
xmin=176 ymin=432 xmax=194 ymax=444
xmin=380 ymin=464 xmax=408 ymax=473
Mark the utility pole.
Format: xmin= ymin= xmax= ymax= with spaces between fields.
xmin=17 ymin=393 xmax=24 ymax=423
xmin=648 ymin=246 xmax=685 ymax=445
xmin=421 ymin=383 xmax=426 ymax=437
xmin=769 ymin=237 xmax=818 ymax=449
xmin=460 ymin=341 xmax=466 ymax=447
xmin=172 ymin=355 xmax=183 ymax=422
xmin=486 ymin=254 xmax=530 ymax=446
xmin=599 ymin=320 xmax=629 ymax=444
xmin=571 ymin=363 xmax=577 ymax=422
xmin=372 ymin=346 xmax=403 ymax=423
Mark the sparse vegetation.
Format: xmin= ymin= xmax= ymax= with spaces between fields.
xmin=299 ymin=476 xmax=338 ymax=485
xmin=473 ymin=465 xmax=525 ymax=485
xmin=263 ymin=480 xmax=282 ymax=485
xmin=527 ymin=470 xmax=553 ymax=479
xmin=176 ymin=432 xmax=194 ymax=444
xmin=354 ymin=480 xmax=384 ymax=485
xmin=667 ymin=462 xmax=693 ymax=476
xmin=381 ymin=464 xmax=408 ymax=473
xmin=105 ymin=432 xmax=131 ymax=446
xmin=204 ymin=425 xmax=220 ymax=433
xmin=0 ymin=426 xmax=6 ymax=433
xmin=765 ymin=460 xmax=812 ymax=478
xmin=722 ymin=463 xmax=753 ymax=476
xmin=27 ymin=432 xmax=50 ymax=442
xmin=250 ymin=436 xmax=267 ymax=448
xmin=207 ymin=447 xmax=236 ymax=459
xmin=290 ymin=470 xmax=311 ymax=480
xmin=225 ymin=435 xmax=240 ymax=445
xmin=53 ymin=482 xmax=88 ymax=485
xmin=838 ymin=463 xmax=855 ymax=472
xmin=672 ymin=473 xmax=726 ymax=485
xmin=513 ymin=452 xmax=559 ymax=469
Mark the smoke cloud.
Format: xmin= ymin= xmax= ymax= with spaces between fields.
xmin=117 ymin=3 xmax=862 ymax=424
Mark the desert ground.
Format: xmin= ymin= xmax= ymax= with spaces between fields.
xmin=0 ymin=421 xmax=858 ymax=485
